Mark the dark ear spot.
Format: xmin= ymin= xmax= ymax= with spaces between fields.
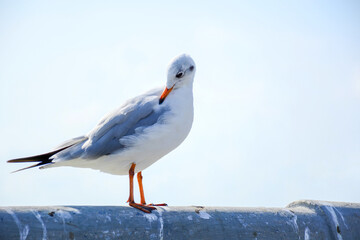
xmin=189 ymin=65 xmax=194 ymax=71
xmin=176 ymin=72 xmax=183 ymax=78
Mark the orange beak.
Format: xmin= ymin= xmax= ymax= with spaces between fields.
xmin=159 ymin=86 xmax=174 ymax=104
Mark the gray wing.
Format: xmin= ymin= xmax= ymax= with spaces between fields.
xmin=53 ymin=88 xmax=170 ymax=160
xmin=54 ymin=136 xmax=88 ymax=149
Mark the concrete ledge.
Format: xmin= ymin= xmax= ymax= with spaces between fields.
xmin=0 ymin=200 xmax=359 ymax=239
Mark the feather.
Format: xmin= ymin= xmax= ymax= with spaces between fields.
xmin=7 ymin=145 xmax=73 ymax=172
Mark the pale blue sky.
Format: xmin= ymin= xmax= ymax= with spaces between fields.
xmin=1 ymin=1 xmax=359 ymax=207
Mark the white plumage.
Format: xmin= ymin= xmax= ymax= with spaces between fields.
xmin=47 ymin=84 xmax=194 ymax=175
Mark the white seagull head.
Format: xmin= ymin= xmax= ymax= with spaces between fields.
xmin=166 ymin=54 xmax=196 ymax=89
xmin=159 ymin=54 xmax=196 ymax=104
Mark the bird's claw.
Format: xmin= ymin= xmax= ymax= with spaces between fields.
xmin=129 ymin=202 xmax=157 ymax=213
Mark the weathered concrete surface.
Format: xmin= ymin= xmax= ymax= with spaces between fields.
xmin=0 ymin=200 xmax=359 ymax=240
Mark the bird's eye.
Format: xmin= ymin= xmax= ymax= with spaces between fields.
xmin=189 ymin=65 xmax=194 ymax=71
xmin=176 ymin=72 xmax=183 ymax=78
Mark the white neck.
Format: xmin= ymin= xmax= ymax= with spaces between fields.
xmin=165 ymin=81 xmax=194 ymax=113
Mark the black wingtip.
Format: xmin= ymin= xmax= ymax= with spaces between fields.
xmin=7 ymin=145 xmax=72 ymax=173
xmin=11 ymin=162 xmax=54 ymax=173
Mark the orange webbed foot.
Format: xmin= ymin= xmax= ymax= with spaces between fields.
xmin=129 ymin=202 xmax=157 ymax=213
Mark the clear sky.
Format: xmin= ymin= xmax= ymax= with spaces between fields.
xmin=1 ymin=0 xmax=359 ymax=208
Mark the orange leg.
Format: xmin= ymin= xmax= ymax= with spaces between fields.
xmin=126 ymin=163 xmax=136 ymax=203
xmin=137 ymin=172 xmax=146 ymax=205
xmin=126 ymin=163 xmax=156 ymax=213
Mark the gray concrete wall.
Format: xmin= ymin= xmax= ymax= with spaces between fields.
xmin=0 ymin=200 xmax=359 ymax=240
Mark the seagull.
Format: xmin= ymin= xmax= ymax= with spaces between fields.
xmin=7 ymin=54 xmax=196 ymax=213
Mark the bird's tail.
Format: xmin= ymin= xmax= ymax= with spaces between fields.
xmin=7 ymin=146 xmax=70 ymax=173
